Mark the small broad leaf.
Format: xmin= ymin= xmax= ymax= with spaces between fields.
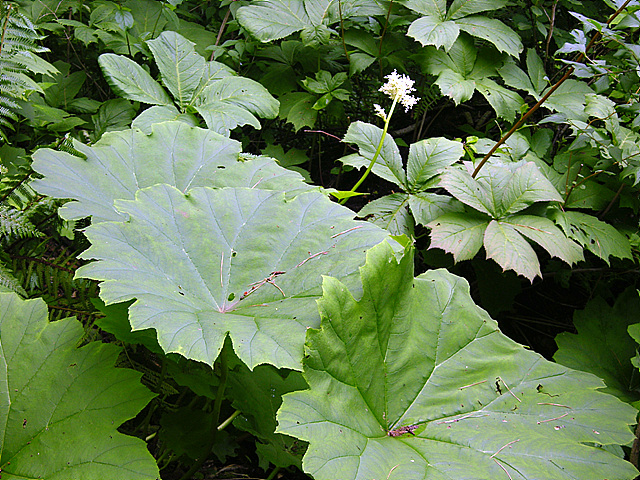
xmin=551 ymin=210 xmax=632 ymax=263
xmin=76 ymin=185 xmax=395 ymax=370
xmin=407 ymin=137 xmax=464 ymax=191
xmin=277 ymin=242 xmax=638 ymax=480
xmin=555 ymin=288 xmax=640 ymax=405
xmin=358 ymin=193 xmax=414 ymax=237
xmin=236 ymin=0 xmax=311 ymax=42
xmin=504 ymin=215 xmax=584 ymax=266
xmin=196 ymin=77 xmax=279 ymax=135
xmin=32 ymin=122 xmax=310 ymax=224
xmin=343 ymin=121 xmax=406 ymax=188
xmin=456 ymin=16 xmax=523 ymax=57
xmin=406 ymin=17 xmax=460 ymax=51
xmin=401 ymin=0 xmax=446 ymax=18
xmin=427 ymin=211 xmax=488 ymax=261
xmin=433 ymin=68 xmax=476 ymax=104
xmin=484 ymin=219 xmax=541 ymax=280
xmin=447 ymin=0 xmax=508 ymax=19
xmin=0 ymin=293 xmax=158 ymax=479
xmin=544 ymin=80 xmax=593 ymax=122
xmin=147 ymin=31 xmax=206 ymax=110
xmin=98 ymin=53 xmax=172 ymax=106
xmin=500 ymin=162 xmax=563 ymax=215
xmin=279 ymin=91 xmax=318 ymax=131
xmin=475 ymin=77 xmax=524 ymax=122
xmin=408 ymin=192 xmax=464 ymax=225
xmin=132 ymin=104 xmax=199 ymax=134
xmin=439 ymin=166 xmax=496 ymax=216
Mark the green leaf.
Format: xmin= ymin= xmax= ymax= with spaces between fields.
xmin=526 ymin=48 xmax=547 ymax=95
xmin=91 ymin=98 xmax=136 ymax=141
xmin=555 ymin=288 xmax=640 ymax=405
xmin=500 ymin=161 xmax=562 ymax=215
xmin=236 ymin=0 xmax=310 ymax=42
xmin=358 ymin=193 xmax=414 ymax=237
xmin=31 ymin=122 xmax=311 ymax=224
xmin=131 ymin=105 xmax=199 ymax=134
xmin=0 ymin=293 xmax=158 ymax=479
xmin=544 ymin=80 xmax=593 ymax=122
xmin=407 ymin=137 xmax=464 ymax=192
xmin=228 ymin=365 xmax=308 ymax=469
xmin=427 ymin=211 xmax=488 ymax=261
xmin=277 ymin=242 xmax=638 ymax=480
xmin=408 ymin=192 xmax=465 ymax=225
xmin=504 ymin=215 xmax=583 ymax=266
xmin=551 ymin=210 xmax=632 ymax=264
xmin=196 ymin=77 xmax=279 ymax=135
xmin=439 ymin=165 xmax=496 ymax=216
xmin=433 ymin=68 xmax=476 ymax=103
xmin=278 ymin=92 xmax=318 ymax=131
xmin=475 ymin=77 xmax=524 ymax=122
xmin=99 ymin=53 xmax=173 ymax=106
xmin=147 ymin=31 xmax=205 ymax=110
xmin=76 ymin=185 xmax=395 ymax=370
xmin=342 ymin=121 xmax=406 ymax=188
xmin=406 ymin=17 xmax=460 ymax=51
xmin=448 ymin=0 xmax=508 ymax=19
xmin=456 ymin=16 xmax=523 ymax=56
xmin=401 ymin=0 xmax=446 ymax=18
xmin=484 ymin=219 xmax=541 ymax=281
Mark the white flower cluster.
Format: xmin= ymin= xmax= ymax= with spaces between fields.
xmin=379 ymin=70 xmax=420 ymax=112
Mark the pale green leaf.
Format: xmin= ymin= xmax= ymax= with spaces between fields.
xmin=499 ymin=63 xmax=536 ymax=94
xmin=277 ymin=242 xmax=637 ymax=480
xmin=407 ymin=137 xmax=464 ymax=191
xmin=99 ymin=53 xmax=172 ymax=105
xmin=456 ymin=16 xmax=523 ymax=56
xmin=132 ymin=105 xmax=199 ymax=134
xmin=501 ymin=161 xmax=563 ymax=215
xmin=585 ymin=93 xmax=616 ymax=119
xmin=147 ymin=31 xmax=206 ymax=110
xmin=401 ymin=0 xmax=447 ymax=17
xmin=504 ymin=215 xmax=583 ymax=265
xmin=427 ymin=211 xmax=488 ymax=261
xmin=544 ymin=80 xmax=593 ymax=122
xmin=526 ymin=48 xmax=546 ymax=95
xmin=555 ymin=288 xmax=640 ymax=404
xmin=434 ymin=68 xmax=475 ymax=103
xmin=0 ymin=293 xmax=158 ymax=479
xmin=76 ymin=185 xmax=395 ymax=370
xmin=358 ymin=193 xmax=414 ymax=237
xmin=551 ymin=210 xmax=632 ymax=264
xmin=439 ymin=166 xmax=496 ymax=216
xmin=31 ymin=122 xmax=311 ymax=224
xmin=406 ymin=17 xmax=459 ymax=51
xmin=343 ymin=121 xmax=406 ymax=188
xmin=484 ymin=219 xmax=541 ymax=281
xmin=476 ymin=77 xmax=524 ymax=122
xmin=236 ymin=0 xmax=310 ymax=42
xmin=408 ymin=192 xmax=464 ymax=225
xmin=448 ymin=0 xmax=508 ymax=19
xmin=196 ymin=77 xmax=279 ymax=135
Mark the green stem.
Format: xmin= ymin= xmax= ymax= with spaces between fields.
xmin=218 ymin=409 xmax=241 ymax=431
xmin=178 ymin=349 xmax=229 ymax=480
xmin=340 ymin=96 xmax=398 ymax=205
xmin=266 ymin=466 xmax=281 ymax=480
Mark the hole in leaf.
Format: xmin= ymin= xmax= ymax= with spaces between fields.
xmin=228 ymin=293 xmax=235 ymax=301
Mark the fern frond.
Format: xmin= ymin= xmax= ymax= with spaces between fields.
xmin=0 ymin=3 xmax=54 ymax=138
xmin=0 ymin=204 xmax=42 ymax=241
xmin=0 ymin=257 xmax=26 ymax=296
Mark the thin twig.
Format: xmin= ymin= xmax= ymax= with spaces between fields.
xmin=459 ymin=380 xmax=487 ymax=390
xmin=296 ymin=250 xmax=330 ymax=268
xmin=537 ymin=413 xmax=569 ymax=424
xmin=497 ymin=377 xmax=521 ymax=402
xmin=493 ymin=458 xmax=514 ymax=480
xmin=331 ymin=225 xmax=363 ymax=238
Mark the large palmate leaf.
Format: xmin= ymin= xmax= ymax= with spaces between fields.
xmin=31 ymin=122 xmax=312 ymax=224
xmin=277 ymin=242 xmax=638 ymax=480
xmin=555 ymin=288 xmax=640 ymax=405
xmin=0 ymin=293 xmax=158 ymax=479
xmin=76 ymin=184 xmax=395 ymax=370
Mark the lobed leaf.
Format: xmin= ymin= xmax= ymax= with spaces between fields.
xmin=0 ymin=293 xmax=158 ymax=479
xmin=277 ymin=242 xmax=638 ymax=480
xmin=76 ymin=185 xmax=395 ymax=370
xmin=32 ymin=122 xmax=310 ymax=224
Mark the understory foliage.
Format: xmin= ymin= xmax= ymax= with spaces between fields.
xmin=1 ymin=0 xmax=640 ymax=479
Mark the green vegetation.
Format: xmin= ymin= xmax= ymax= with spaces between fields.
xmin=1 ymin=0 xmax=640 ymax=478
